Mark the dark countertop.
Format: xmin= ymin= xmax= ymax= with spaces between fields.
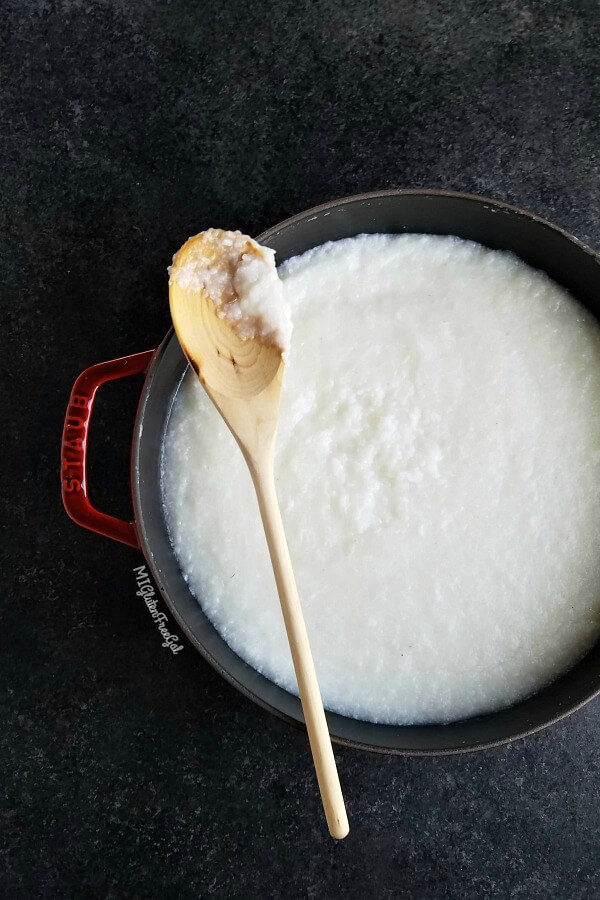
xmin=3 ymin=1 xmax=600 ymax=896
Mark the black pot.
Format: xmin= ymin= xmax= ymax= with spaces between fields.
xmin=61 ymin=189 xmax=600 ymax=754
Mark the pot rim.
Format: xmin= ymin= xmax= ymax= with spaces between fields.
xmin=256 ymin=187 xmax=599 ymax=262
xmin=132 ymin=187 xmax=600 ymax=755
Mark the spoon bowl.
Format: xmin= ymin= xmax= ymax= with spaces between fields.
xmin=170 ymin=233 xmax=283 ymax=400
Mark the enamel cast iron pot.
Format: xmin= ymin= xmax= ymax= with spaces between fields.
xmin=61 ymin=189 xmax=600 ymax=754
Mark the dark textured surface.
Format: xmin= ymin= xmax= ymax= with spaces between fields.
xmin=2 ymin=0 xmax=600 ymax=896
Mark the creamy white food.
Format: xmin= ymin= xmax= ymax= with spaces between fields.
xmin=162 ymin=234 xmax=600 ymax=725
xmin=169 ymin=228 xmax=292 ymax=354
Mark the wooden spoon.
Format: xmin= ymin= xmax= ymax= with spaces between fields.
xmin=169 ymin=231 xmax=349 ymax=839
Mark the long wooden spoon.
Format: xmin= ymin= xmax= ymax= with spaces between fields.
xmin=169 ymin=231 xmax=349 ymax=839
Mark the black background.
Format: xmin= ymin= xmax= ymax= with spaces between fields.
xmin=2 ymin=1 xmax=600 ymax=896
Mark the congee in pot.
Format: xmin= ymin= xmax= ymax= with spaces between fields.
xmin=162 ymin=234 xmax=600 ymax=725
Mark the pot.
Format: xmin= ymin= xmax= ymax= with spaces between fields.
xmin=61 ymin=189 xmax=600 ymax=754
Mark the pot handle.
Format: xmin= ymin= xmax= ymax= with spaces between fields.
xmin=61 ymin=350 xmax=155 ymax=548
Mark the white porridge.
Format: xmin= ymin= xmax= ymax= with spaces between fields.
xmin=162 ymin=233 xmax=600 ymax=725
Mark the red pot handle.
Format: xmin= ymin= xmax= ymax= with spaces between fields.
xmin=61 ymin=350 xmax=155 ymax=548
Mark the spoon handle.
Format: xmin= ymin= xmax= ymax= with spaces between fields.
xmin=252 ymin=464 xmax=349 ymax=840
